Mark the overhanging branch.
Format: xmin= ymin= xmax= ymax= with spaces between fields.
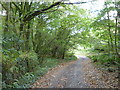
xmin=23 ymin=1 xmax=89 ymax=22
xmin=23 ymin=1 xmax=61 ymax=22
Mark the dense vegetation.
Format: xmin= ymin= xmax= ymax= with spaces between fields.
xmin=87 ymin=1 xmax=120 ymax=69
xmin=1 ymin=0 xmax=120 ymax=88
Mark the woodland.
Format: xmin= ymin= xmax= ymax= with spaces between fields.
xmin=0 ymin=0 xmax=120 ymax=88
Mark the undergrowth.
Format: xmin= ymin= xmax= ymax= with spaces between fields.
xmin=88 ymin=53 xmax=119 ymax=72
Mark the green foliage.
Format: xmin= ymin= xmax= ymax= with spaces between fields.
xmin=2 ymin=50 xmax=39 ymax=88
xmin=12 ymin=73 xmax=35 ymax=88
xmin=88 ymin=54 xmax=119 ymax=65
xmin=88 ymin=0 xmax=120 ymax=60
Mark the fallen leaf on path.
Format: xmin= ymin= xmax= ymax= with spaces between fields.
xmin=60 ymin=77 xmax=68 ymax=81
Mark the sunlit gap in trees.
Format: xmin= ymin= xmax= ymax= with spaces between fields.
xmin=73 ymin=45 xmax=90 ymax=56
xmin=69 ymin=0 xmax=104 ymax=17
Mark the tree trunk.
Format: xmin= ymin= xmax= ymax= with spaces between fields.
xmin=105 ymin=3 xmax=114 ymax=53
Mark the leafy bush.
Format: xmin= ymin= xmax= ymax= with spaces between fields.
xmin=2 ymin=50 xmax=39 ymax=88
xmin=19 ymin=51 xmax=39 ymax=72
xmin=88 ymin=54 xmax=119 ymax=65
xmin=12 ymin=73 xmax=35 ymax=88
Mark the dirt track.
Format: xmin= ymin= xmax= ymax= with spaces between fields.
xmin=32 ymin=56 xmax=118 ymax=88
xmin=32 ymin=56 xmax=90 ymax=88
